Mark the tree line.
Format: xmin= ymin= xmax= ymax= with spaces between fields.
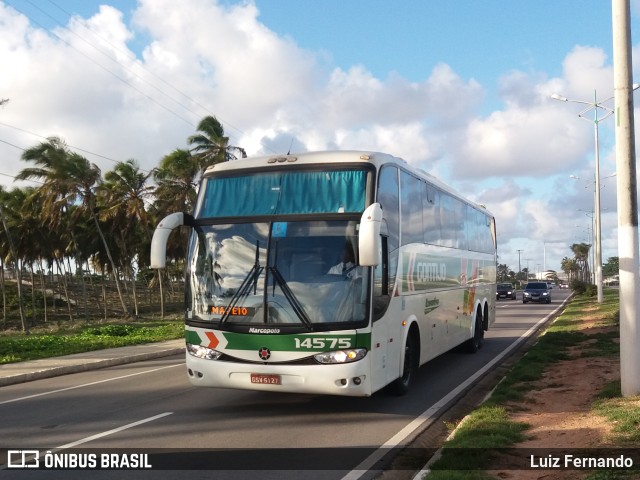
xmin=0 ymin=116 xmax=244 ymax=333
xmin=497 ymin=242 xmax=619 ymax=285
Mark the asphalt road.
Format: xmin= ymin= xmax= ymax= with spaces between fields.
xmin=0 ymin=288 xmax=572 ymax=480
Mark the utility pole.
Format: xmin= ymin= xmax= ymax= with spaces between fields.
xmin=612 ymin=0 xmax=640 ymax=396
xmin=516 ymin=250 xmax=523 ymax=281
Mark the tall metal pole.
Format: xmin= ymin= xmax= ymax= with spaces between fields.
xmin=550 ymin=92 xmax=612 ymax=302
xmin=612 ymin=0 xmax=640 ymax=397
xmin=592 ymin=93 xmax=604 ymax=303
xmin=516 ymin=249 xmax=523 ymax=280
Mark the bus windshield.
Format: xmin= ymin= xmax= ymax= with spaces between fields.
xmin=187 ymin=220 xmax=369 ymax=328
xmin=196 ymin=169 xmax=367 ymax=218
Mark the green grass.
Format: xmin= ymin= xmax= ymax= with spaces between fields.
xmin=593 ymin=381 xmax=640 ymax=445
xmin=427 ymin=406 xmax=529 ymax=477
xmin=425 ymin=288 xmax=631 ymax=478
xmin=0 ymin=320 xmax=183 ymax=364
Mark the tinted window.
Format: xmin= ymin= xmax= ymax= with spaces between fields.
xmin=400 ymin=171 xmax=424 ymax=245
xmin=377 ymin=166 xmax=399 ymax=253
xmin=198 ymin=169 xmax=367 ymax=218
xmin=423 ymin=183 xmax=440 ymax=244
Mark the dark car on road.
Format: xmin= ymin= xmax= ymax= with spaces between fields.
xmin=496 ymin=283 xmax=517 ymax=300
xmin=522 ymin=282 xmax=551 ymax=304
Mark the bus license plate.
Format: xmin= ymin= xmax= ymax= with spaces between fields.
xmin=250 ymin=373 xmax=281 ymax=385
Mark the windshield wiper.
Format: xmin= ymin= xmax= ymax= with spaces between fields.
xmin=220 ymin=241 xmax=263 ymax=325
xmin=268 ymin=265 xmax=313 ymax=330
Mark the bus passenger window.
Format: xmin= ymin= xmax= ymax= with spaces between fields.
xmin=373 ymin=236 xmax=390 ymax=319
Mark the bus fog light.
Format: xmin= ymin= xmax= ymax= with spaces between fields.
xmin=187 ymin=343 xmax=222 ymax=360
xmin=352 ymin=376 xmax=362 ymax=385
xmin=314 ymin=349 xmax=367 ymax=364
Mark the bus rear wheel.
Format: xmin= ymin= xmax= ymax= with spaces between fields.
xmin=465 ymin=309 xmax=484 ymax=353
xmin=390 ymin=330 xmax=418 ymax=396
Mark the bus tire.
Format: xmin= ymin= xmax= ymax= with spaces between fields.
xmin=465 ymin=308 xmax=484 ymax=353
xmin=390 ymin=328 xmax=419 ymax=396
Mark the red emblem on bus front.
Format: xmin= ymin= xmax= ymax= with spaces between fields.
xmin=258 ymin=347 xmax=271 ymax=360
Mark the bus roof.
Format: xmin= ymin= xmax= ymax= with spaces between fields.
xmin=203 ymin=150 xmax=397 ymax=174
xmin=203 ymin=150 xmax=492 ymax=217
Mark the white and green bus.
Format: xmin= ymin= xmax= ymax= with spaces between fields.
xmin=151 ymin=151 xmax=497 ymax=396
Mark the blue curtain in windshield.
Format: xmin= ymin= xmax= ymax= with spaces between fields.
xmin=199 ymin=170 xmax=366 ymax=218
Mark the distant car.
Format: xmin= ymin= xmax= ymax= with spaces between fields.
xmin=496 ymin=283 xmax=517 ymax=300
xmin=523 ymin=282 xmax=551 ymax=304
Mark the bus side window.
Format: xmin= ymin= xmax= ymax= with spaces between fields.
xmin=400 ymin=171 xmax=424 ymax=245
xmin=423 ymin=183 xmax=440 ymax=244
xmin=377 ymin=166 xmax=399 ymax=253
xmin=373 ymin=235 xmax=390 ymax=320
xmin=377 ymin=165 xmax=399 ymax=294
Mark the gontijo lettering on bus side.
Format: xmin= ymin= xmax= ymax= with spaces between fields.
xmin=400 ymin=252 xmax=461 ymax=293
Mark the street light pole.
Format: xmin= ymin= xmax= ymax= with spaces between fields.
xmin=516 ymin=249 xmax=523 ymax=280
xmin=592 ymin=92 xmax=603 ymax=303
xmin=552 ymin=91 xmax=615 ymax=303
xmin=612 ymin=0 xmax=640 ymax=396
xmin=553 ymin=86 xmax=639 ymax=302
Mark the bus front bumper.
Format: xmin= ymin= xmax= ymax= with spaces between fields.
xmin=185 ymin=353 xmax=372 ymax=396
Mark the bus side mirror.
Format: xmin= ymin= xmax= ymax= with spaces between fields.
xmin=150 ymin=212 xmax=187 ymax=268
xmin=358 ymin=203 xmax=382 ymax=266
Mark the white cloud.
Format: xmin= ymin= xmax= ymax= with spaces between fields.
xmin=0 ymin=0 xmax=639 ymax=274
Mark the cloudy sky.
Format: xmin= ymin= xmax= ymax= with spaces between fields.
xmin=1 ymin=0 xmax=639 ymax=274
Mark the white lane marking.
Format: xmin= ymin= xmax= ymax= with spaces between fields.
xmin=57 ymin=412 xmax=174 ymax=449
xmin=0 ymin=412 xmax=174 ymax=470
xmin=342 ymin=295 xmax=571 ymax=480
xmin=0 ymin=363 xmax=183 ymax=406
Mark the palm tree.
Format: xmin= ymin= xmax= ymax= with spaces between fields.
xmin=101 ymin=159 xmax=154 ymax=238
xmin=187 ymin=115 xmax=246 ymax=169
xmin=11 ymin=187 xmax=53 ymax=327
xmin=153 ymin=148 xmax=200 ymax=216
xmin=17 ymin=137 xmax=130 ymax=316
xmin=100 ymin=160 xmax=154 ymax=317
xmin=497 ymin=263 xmax=512 ymax=282
xmin=0 ymin=187 xmax=28 ymax=332
xmin=570 ymin=243 xmax=592 ymax=283
xmin=561 ymin=256 xmax=578 ymax=284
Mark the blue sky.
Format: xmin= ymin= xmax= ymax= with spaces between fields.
xmin=1 ymin=0 xmax=639 ymax=275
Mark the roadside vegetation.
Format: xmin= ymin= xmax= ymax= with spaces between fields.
xmin=425 ymin=288 xmax=640 ymax=479
xmin=0 ymin=320 xmax=183 ymax=364
xmin=0 ymin=280 xmax=183 ymax=364
xmin=0 ymin=115 xmax=242 ymax=333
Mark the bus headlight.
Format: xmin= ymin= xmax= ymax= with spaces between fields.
xmin=314 ymin=349 xmax=367 ymax=364
xmin=187 ymin=343 xmax=223 ymax=360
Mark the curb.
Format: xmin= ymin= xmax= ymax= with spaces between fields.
xmin=0 ymin=347 xmax=184 ymax=388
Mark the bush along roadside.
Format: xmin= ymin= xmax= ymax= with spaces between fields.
xmin=424 ymin=289 xmax=640 ymax=479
